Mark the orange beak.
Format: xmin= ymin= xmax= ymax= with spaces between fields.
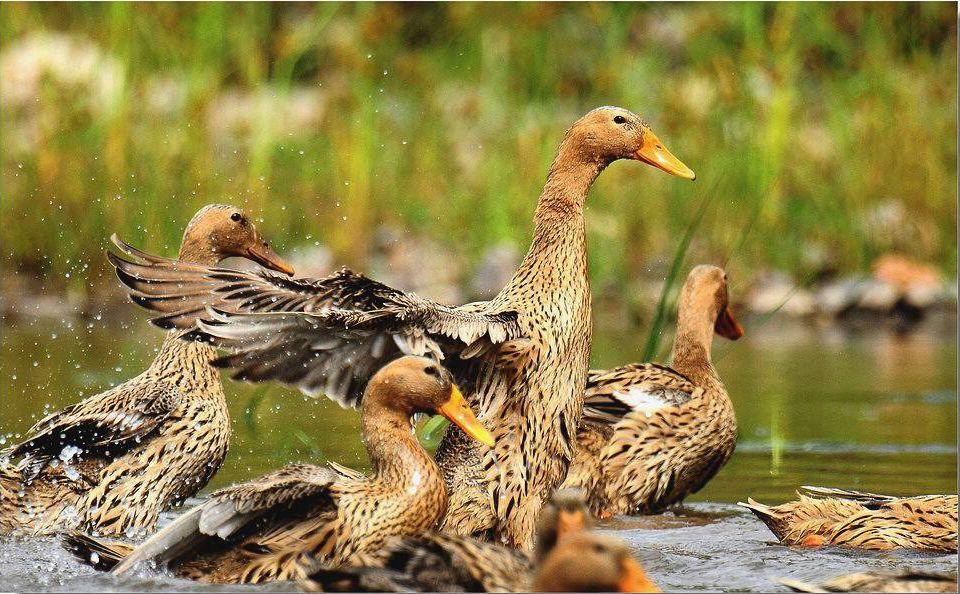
xmin=633 ymin=129 xmax=696 ymax=180
xmin=246 ymin=243 xmax=295 ymax=276
xmin=714 ymin=304 xmax=744 ymax=340
xmin=618 ymin=557 xmax=660 ymax=593
xmin=437 ymin=385 xmax=494 ymax=447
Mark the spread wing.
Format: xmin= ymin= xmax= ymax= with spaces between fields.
xmin=108 ymin=236 xmax=525 ymax=407
xmin=8 ymin=378 xmax=180 ymax=473
xmin=112 ymin=462 xmax=340 ymax=575
xmin=582 ymin=363 xmax=696 ymax=424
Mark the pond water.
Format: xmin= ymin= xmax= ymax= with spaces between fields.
xmin=0 ymin=313 xmax=956 ymax=591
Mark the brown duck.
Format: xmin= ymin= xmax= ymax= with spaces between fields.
xmin=0 ymin=204 xmax=292 ymax=537
xmin=740 ymin=486 xmax=958 ymax=553
xmin=105 ymin=106 xmax=695 ymax=551
xmin=779 ymin=569 xmax=958 ymax=593
xmin=67 ymin=356 xmax=494 ymax=584
xmin=562 ymin=265 xmax=742 ymax=517
xmin=302 ymin=489 xmax=660 ymax=592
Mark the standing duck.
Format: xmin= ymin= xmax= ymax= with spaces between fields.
xmin=739 ymin=486 xmax=958 ymax=553
xmin=302 ymin=489 xmax=660 ymax=592
xmin=562 ymin=265 xmax=742 ymax=517
xmin=0 ymin=204 xmax=293 ymax=537
xmin=70 ymin=356 xmax=494 ymax=584
xmin=105 ymin=106 xmax=696 ymax=551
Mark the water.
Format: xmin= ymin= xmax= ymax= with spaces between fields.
xmin=0 ymin=315 xmax=956 ymax=591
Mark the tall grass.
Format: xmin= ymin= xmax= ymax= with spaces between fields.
xmin=1 ymin=3 xmax=956 ymax=301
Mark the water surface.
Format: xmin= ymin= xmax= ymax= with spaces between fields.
xmin=0 ymin=315 xmax=956 ymax=591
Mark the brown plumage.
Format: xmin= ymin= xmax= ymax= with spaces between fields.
xmin=104 ymin=106 xmax=695 ymax=551
xmin=301 ymin=489 xmax=660 ymax=593
xmin=72 ymin=356 xmax=493 ymax=584
xmin=779 ymin=569 xmax=958 ymax=593
xmin=740 ymin=486 xmax=958 ymax=553
xmin=0 ymin=204 xmax=292 ymax=537
xmin=562 ymin=265 xmax=742 ymax=517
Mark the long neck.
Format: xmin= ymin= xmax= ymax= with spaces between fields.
xmin=669 ymin=306 xmax=720 ymax=388
xmin=509 ymin=142 xmax=604 ymax=290
xmin=361 ymin=407 xmax=439 ymax=485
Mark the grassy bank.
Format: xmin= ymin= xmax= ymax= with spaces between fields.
xmin=1 ymin=3 xmax=956 ymax=300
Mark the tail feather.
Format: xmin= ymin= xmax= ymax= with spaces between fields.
xmin=111 ymin=505 xmax=205 ymax=575
xmin=62 ymin=531 xmax=133 ymax=572
xmin=737 ymin=498 xmax=775 ymax=518
xmin=798 ymin=486 xmax=893 ymax=504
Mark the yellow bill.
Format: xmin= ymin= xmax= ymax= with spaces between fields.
xmin=437 ymin=385 xmax=494 ymax=447
xmin=633 ymin=129 xmax=696 ymax=181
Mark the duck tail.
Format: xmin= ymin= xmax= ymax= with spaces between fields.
xmin=62 ymin=531 xmax=134 ymax=571
xmin=798 ymin=486 xmax=893 ymax=505
xmin=737 ymin=497 xmax=775 ymax=518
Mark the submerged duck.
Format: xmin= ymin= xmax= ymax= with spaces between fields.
xmin=562 ymin=265 xmax=742 ymax=517
xmin=106 ymin=107 xmax=695 ymax=551
xmin=68 ymin=356 xmax=493 ymax=584
xmin=780 ymin=569 xmax=958 ymax=593
xmin=0 ymin=204 xmax=292 ymax=537
xmin=302 ymin=489 xmax=660 ymax=593
xmin=740 ymin=486 xmax=958 ymax=553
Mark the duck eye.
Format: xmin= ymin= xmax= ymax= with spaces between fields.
xmin=231 ymin=212 xmax=243 ymax=222
xmin=613 ymin=115 xmax=627 ymax=124
xmin=423 ymin=365 xmax=439 ymax=377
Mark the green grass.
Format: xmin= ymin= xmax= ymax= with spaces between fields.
xmin=1 ymin=3 xmax=956 ymax=302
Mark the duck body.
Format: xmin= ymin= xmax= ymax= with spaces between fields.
xmin=0 ymin=334 xmax=228 ymax=538
xmin=0 ymin=205 xmax=292 ymax=538
xmin=302 ymin=489 xmax=660 ymax=593
xmin=780 ymin=569 xmax=958 ymax=593
xmin=82 ymin=356 xmax=493 ymax=585
xmin=740 ymin=486 xmax=959 ymax=553
xmin=561 ymin=265 xmax=742 ymax=517
xmin=106 ymin=107 xmax=695 ymax=551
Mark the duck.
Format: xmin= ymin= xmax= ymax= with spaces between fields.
xmin=779 ymin=569 xmax=958 ymax=593
xmin=739 ymin=486 xmax=958 ymax=553
xmin=105 ymin=106 xmax=696 ymax=551
xmin=561 ymin=265 xmax=742 ymax=517
xmin=0 ymin=204 xmax=293 ymax=537
xmin=301 ymin=489 xmax=660 ymax=592
xmin=66 ymin=356 xmax=494 ymax=584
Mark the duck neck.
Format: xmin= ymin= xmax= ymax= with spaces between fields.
xmin=362 ymin=407 xmax=440 ymax=489
xmin=513 ymin=143 xmax=605 ymax=289
xmin=145 ymin=236 xmax=223 ymax=391
xmin=669 ymin=309 xmax=720 ymax=389
xmin=177 ymin=234 xmax=222 ymax=265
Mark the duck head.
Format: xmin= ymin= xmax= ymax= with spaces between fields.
xmin=533 ymin=532 xmax=660 ymax=593
xmin=364 ymin=356 xmax=494 ymax=447
xmin=562 ymin=106 xmax=695 ymax=180
xmin=179 ymin=204 xmax=294 ymax=275
xmin=680 ymin=264 xmax=743 ymax=341
xmin=535 ymin=488 xmax=596 ymax=562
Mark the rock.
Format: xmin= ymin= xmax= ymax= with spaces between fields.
xmin=872 ymin=253 xmax=942 ymax=290
xmin=857 ymin=279 xmax=899 ymax=311
xmin=816 ymin=278 xmax=866 ymax=316
xmin=745 ymin=271 xmax=815 ymax=317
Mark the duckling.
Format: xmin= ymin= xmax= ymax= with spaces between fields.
xmin=740 ymin=486 xmax=958 ymax=553
xmin=302 ymin=489 xmax=658 ymax=592
xmin=779 ymin=569 xmax=957 ymax=593
xmin=69 ymin=356 xmax=493 ymax=584
xmin=563 ymin=265 xmax=742 ymax=517
xmin=0 ymin=204 xmax=292 ymax=537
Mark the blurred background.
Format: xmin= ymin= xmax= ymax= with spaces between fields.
xmin=0 ymin=4 xmax=956 ymax=505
